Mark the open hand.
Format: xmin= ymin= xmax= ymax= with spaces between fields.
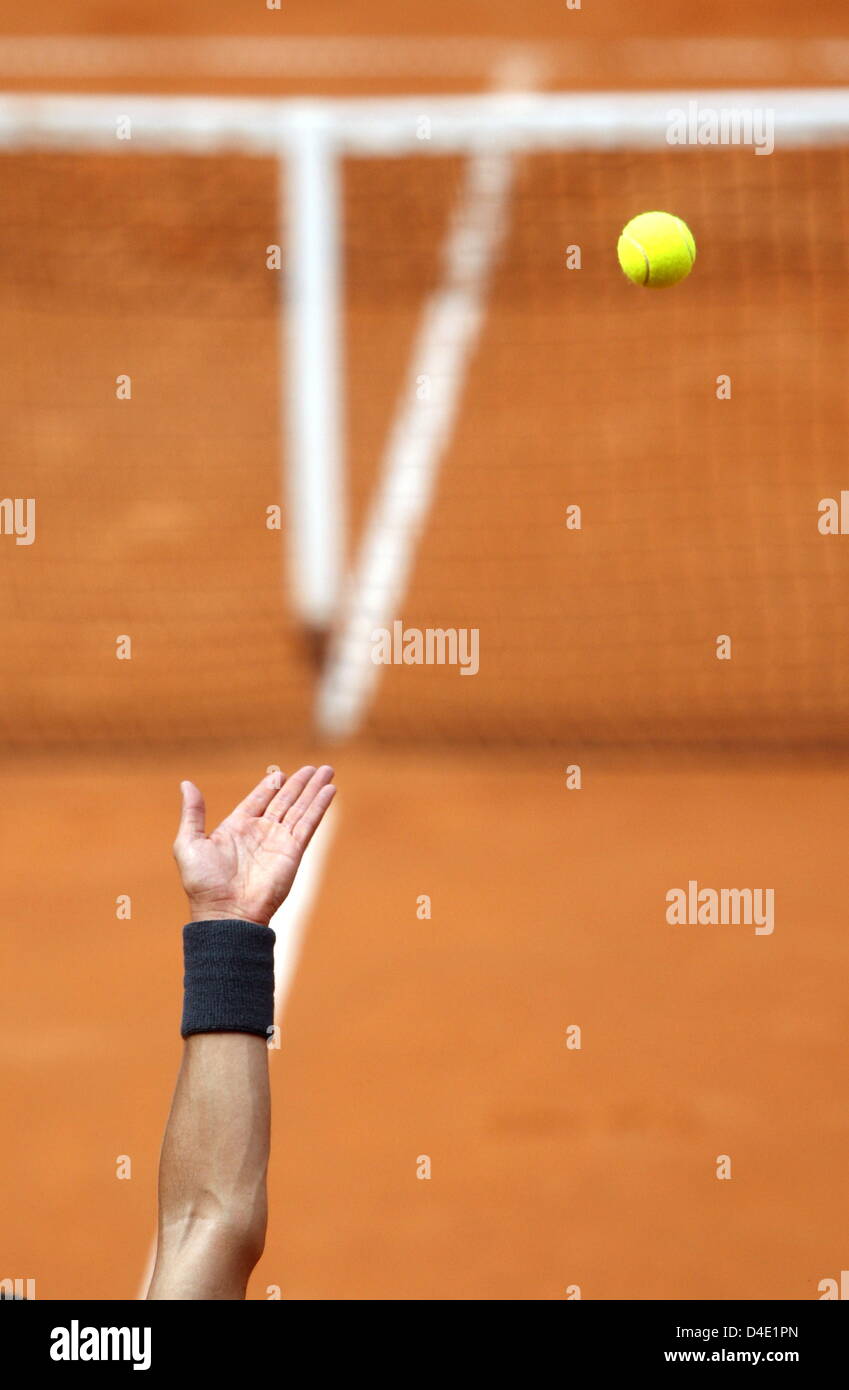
xmin=173 ymin=765 xmax=336 ymax=927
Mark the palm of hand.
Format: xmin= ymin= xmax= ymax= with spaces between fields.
xmin=174 ymin=766 xmax=336 ymax=928
xmin=179 ymin=814 xmax=303 ymax=926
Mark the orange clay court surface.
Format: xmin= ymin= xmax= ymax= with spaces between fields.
xmin=1 ymin=746 xmax=848 ymax=1299
xmin=0 ymin=2 xmax=848 ymax=1299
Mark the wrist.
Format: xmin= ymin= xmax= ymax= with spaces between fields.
xmin=187 ymin=903 xmax=271 ymax=927
xmin=181 ymin=920 xmax=276 ymax=1040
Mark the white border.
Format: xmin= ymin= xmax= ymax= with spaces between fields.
xmin=1 ymin=90 xmax=849 ymax=155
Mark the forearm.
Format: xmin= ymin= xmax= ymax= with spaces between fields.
xmin=152 ymin=766 xmax=335 ymax=1300
xmin=147 ymin=1033 xmax=270 ymax=1300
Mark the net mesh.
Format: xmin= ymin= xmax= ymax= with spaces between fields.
xmin=1 ymin=140 xmax=848 ymax=748
xmin=0 ymin=151 xmax=312 ymax=748
xmin=347 ymin=144 xmax=849 ymax=746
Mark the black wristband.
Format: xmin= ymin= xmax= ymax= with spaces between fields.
xmin=181 ymin=920 xmax=276 ymax=1040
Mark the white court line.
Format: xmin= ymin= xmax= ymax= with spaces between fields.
xmin=315 ymin=66 xmax=523 ymax=739
xmin=136 ymin=805 xmax=339 ymax=1298
xmin=269 ymin=801 xmax=338 ymax=1017
xmin=0 ymin=36 xmax=848 ymax=81
xmin=0 ymin=36 xmax=542 ymax=79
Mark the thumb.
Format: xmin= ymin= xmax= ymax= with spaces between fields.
xmin=177 ymin=780 xmax=206 ymax=841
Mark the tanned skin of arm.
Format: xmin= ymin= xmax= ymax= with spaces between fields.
xmin=147 ymin=764 xmax=336 ymax=1301
xmin=147 ymin=1033 xmax=270 ymax=1300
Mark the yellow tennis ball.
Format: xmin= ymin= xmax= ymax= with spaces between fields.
xmin=617 ymin=211 xmax=696 ymax=288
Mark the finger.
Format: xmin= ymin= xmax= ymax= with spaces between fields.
xmin=177 ymin=781 xmax=206 ymax=841
xmin=292 ymin=782 xmax=336 ymax=850
xmin=233 ymin=769 xmax=286 ymax=819
xmin=281 ymin=765 xmax=335 ymax=831
xmin=263 ymin=764 xmax=317 ymax=820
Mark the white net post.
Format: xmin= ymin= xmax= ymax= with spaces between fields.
xmin=282 ymin=109 xmax=346 ymax=632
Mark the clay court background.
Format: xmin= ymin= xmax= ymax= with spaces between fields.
xmin=1 ymin=2 xmax=848 ymax=1300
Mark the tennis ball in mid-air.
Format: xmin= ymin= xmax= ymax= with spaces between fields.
xmin=617 ymin=211 xmax=696 ymax=288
